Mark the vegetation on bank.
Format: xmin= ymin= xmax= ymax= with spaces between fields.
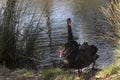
xmin=96 ymin=0 xmax=120 ymax=79
xmin=0 ymin=0 xmax=46 ymax=69
xmin=0 ymin=66 xmax=43 ymax=80
xmin=42 ymin=68 xmax=80 ymax=80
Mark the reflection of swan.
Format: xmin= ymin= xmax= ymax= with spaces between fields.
xmin=59 ymin=18 xmax=99 ymax=75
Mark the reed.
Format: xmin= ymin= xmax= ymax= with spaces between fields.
xmin=0 ymin=0 xmax=45 ymax=69
xmin=101 ymin=0 xmax=120 ymax=39
xmin=96 ymin=0 xmax=120 ymax=79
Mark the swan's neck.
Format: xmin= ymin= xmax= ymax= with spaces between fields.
xmin=67 ymin=25 xmax=73 ymax=42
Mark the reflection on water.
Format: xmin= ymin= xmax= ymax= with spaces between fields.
xmin=45 ymin=0 xmax=113 ymax=68
xmin=0 ymin=0 xmax=113 ymax=69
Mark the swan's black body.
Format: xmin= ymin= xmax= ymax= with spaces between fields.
xmin=60 ymin=18 xmax=99 ymax=75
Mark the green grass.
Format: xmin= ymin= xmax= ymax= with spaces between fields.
xmin=42 ymin=68 xmax=64 ymax=78
xmin=42 ymin=68 xmax=81 ymax=80
xmin=54 ymin=74 xmax=79 ymax=80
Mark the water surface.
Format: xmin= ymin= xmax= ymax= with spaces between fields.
xmin=0 ymin=0 xmax=113 ymax=69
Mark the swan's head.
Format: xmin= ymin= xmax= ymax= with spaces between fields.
xmin=59 ymin=41 xmax=79 ymax=58
xmin=67 ymin=18 xmax=71 ymax=26
xmin=59 ymin=45 xmax=65 ymax=58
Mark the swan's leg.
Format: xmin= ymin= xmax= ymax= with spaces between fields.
xmin=92 ymin=61 xmax=98 ymax=70
xmin=78 ymin=69 xmax=82 ymax=76
xmin=92 ymin=61 xmax=95 ymax=70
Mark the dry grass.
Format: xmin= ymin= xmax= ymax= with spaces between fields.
xmin=101 ymin=0 xmax=120 ymax=39
xmin=96 ymin=0 xmax=120 ymax=79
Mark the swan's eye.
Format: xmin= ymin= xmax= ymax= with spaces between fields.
xmin=62 ymin=47 xmax=66 ymax=52
xmin=60 ymin=45 xmax=66 ymax=52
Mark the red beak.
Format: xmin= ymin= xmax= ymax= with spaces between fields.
xmin=59 ymin=50 xmax=63 ymax=58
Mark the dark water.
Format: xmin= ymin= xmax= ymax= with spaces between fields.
xmin=0 ymin=0 xmax=113 ymax=69
xmin=36 ymin=0 xmax=113 ymax=69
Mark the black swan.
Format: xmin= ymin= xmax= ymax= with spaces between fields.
xmin=59 ymin=18 xmax=99 ymax=75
